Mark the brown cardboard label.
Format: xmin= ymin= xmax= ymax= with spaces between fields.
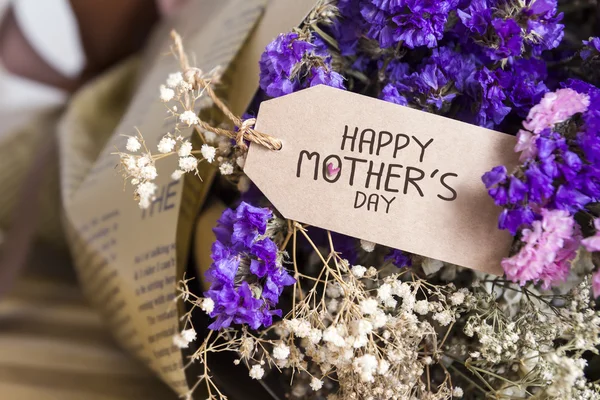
xmin=245 ymin=85 xmax=520 ymax=275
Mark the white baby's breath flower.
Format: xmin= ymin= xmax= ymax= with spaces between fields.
xmin=179 ymin=156 xmax=198 ymax=172
xmin=370 ymin=309 xmax=388 ymax=328
xmin=272 ymin=343 xmax=290 ymax=360
xmin=182 ymin=329 xmax=196 ymax=342
xmin=353 ymin=354 xmax=378 ymax=383
xmin=351 ymin=265 xmax=367 ymax=278
xmin=200 ymin=144 xmax=216 ymax=163
xmin=378 ymin=359 xmax=390 ymax=375
xmin=249 ymin=364 xmax=264 ymax=380
xmin=433 ymin=310 xmax=453 ymax=326
xmin=171 ymin=170 xmax=184 ymax=181
xmin=173 ymin=328 xmax=196 ymax=348
xmin=352 ymin=319 xmax=373 ymax=336
xmin=414 ymin=300 xmax=429 ymax=315
xmin=201 ymin=298 xmax=214 ymax=314
xmin=360 ymin=239 xmax=376 ymax=252
xmin=287 ymin=318 xmax=311 ymax=338
xmin=310 ymin=377 xmax=323 ymax=391
xmin=126 ymin=137 xmax=142 ymax=152
xmin=219 ymin=162 xmax=234 ymax=175
xmin=166 ymin=72 xmax=183 ymax=88
xmin=178 ymin=141 xmax=192 ymax=157
xmin=383 ymin=297 xmax=397 ymax=308
xmin=308 ymin=328 xmax=322 ymax=344
xmin=136 ymin=155 xmax=151 ymax=168
xmin=157 ymin=136 xmax=176 ymax=153
xmin=159 ymin=85 xmax=175 ymax=102
xmin=377 ymin=283 xmax=393 ymax=302
xmin=360 ymin=298 xmax=378 ymax=315
xmin=139 ymin=197 xmax=151 ymax=209
xmin=326 ymin=283 xmax=343 ymax=298
xmin=136 ymin=181 xmax=157 ymax=209
xmin=450 ymin=291 xmax=465 ymax=306
xmin=124 ymin=155 xmax=137 ymax=171
xmin=180 ymin=110 xmax=199 ymax=126
xmin=140 ymin=165 xmax=157 ymax=180
xmin=323 ymin=326 xmax=345 ymax=347
xmin=327 ymin=298 xmax=339 ymax=313
xmin=453 ymin=387 xmax=464 ymax=398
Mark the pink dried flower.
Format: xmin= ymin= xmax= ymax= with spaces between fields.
xmin=582 ymin=219 xmax=600 ymax=252
xmin=593 ymin=270 xmax=600 ymax=298
xmin=502 ymin=209 xmax=580 ymax=289
xmin=514 ymin=129 xmax=537 ymax=162
xmin=523 ymin=88 xmax=590 ymax=134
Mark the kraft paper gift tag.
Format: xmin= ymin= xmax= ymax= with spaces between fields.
xmin=245 ymin=85 xmax=520 ymax=275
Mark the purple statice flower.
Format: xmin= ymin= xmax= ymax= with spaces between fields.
xmin=553 ymin=184 xmax=591 ymax=213
xmin=308 ymin=67 xmax=346 ymax=90
xmin=381 ymin=84 xmax=408 ymax=106
xmin=496 ymin=58 xmax=548 ymax=118
xmin=428 ymin=46 xmax=478 ymax=93
xmin=380 ymin=46 xmax=477 ymax=112
xmin=259 ymin=33 xmax=345 ymax=98
xmin=259 ymin=33 xmax=313 ymax=97
xmin=482 ymin=166 xmax=508 ymax=191
xmin=581 ymin=37 xmax=600 ymax=60
xmin=563 ymin=80 xmax=600 ymax=166
xmin=385 ymin=249 xmax=412 ymax=268
xmin=487 ymin=18 xmax=523 ymax=60
xmin=523 ymin=0 xmax=564 ymax=55
xmin=497 ymin=206 xmax=536 ymax=235
xmin=457 ymin=0 xmax=492 ymax=37
xmin=525 ymin=163 xmax=554 ymax=204
xmin=457 ymin=0 xmax=563 ymax=58
xmin=487 ymin=126 xmax=595 ymax=230
xmin=469 ymin=67 xmax=512 ymax=128
xmin=205 ymin=202 xmax=295 ymax=330
xmin=501 ymin=208 xmax=580 ymax=289
xmin=382 ymin=59 xmax=411 ymax=83
xmin=334 ymin=0 xmax=365 ymax=56
xmin=483 ymin=83 xmax=600 ymax=240
xmin=388 ymin=0 xmax=459 ymax=49
xmin=412 ymin=63 xmax=458 ymax=110
xmin=359 ymin=0 xmax=459 ymax=49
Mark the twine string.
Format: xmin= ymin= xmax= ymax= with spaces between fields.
xmin=171 ymin=30 xmax=282 ymax=151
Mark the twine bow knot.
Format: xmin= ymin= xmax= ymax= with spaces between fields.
xmin=171 ymin=30 xmax=282 ymax=151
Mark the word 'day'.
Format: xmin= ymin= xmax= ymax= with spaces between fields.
xmin=244 ymin=85 xmax=519 ymax=275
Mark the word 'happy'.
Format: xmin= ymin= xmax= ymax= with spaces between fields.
xmin=296 ymin=125 xmax=459 ymax=214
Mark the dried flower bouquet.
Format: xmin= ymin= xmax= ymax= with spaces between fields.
xmin=117 ymin=1 xmax=600 ymax=399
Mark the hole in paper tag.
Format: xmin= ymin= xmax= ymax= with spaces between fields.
xmin=244 ymin=85 xmax=519 ymax=275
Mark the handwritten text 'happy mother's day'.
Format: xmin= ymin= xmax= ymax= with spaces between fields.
xmin=296 ymin=126 xmax=459 ymax=214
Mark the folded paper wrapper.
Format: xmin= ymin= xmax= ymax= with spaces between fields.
xmin=54 ymin=0 xmax=319 ymax=397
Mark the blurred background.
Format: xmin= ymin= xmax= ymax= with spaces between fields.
xmin=0 ymin=1 xmax=186 ymax=398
